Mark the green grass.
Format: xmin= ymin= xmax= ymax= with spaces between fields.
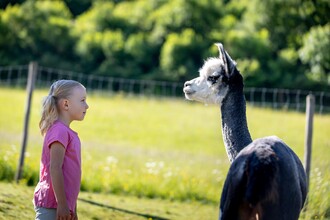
xmin=0 ymin=181 xmax=218 ymax=220
xmin=0 ymin=87 xmax=329 ymax=219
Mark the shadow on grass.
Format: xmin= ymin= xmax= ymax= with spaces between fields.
xmin=78 ymin=198 xmax=170 ymax=220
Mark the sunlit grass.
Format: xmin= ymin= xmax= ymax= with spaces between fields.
xmin=0 ymin=87 xmax=329 ymax=218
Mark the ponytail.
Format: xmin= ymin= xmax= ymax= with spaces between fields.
xmin=39 ymin=95 xmax=58 ymax=136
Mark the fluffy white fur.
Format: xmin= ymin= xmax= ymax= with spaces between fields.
xmin=183 ymin=57 xmax=228 ymax=104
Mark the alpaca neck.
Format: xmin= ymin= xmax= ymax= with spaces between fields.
xmin=220 ymin=88 xmax=252 ymax=162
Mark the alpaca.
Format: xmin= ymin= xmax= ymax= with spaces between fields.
xmin=183 ymin=43 xmax=307 ymax=220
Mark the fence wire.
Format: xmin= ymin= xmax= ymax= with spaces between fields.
xmin=0 ymin=64 xmax=329 ymax=114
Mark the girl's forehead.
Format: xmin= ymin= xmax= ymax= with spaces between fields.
xmin=71 ymin=86 xmax=87 ymax=96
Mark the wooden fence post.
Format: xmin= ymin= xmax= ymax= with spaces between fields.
xmin=15 ymin=62 xmax=38 ymax=183
xmin=304 ymin=94 xmax=315 ymax=193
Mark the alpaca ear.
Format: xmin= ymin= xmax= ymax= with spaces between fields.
xmin=215 ymin=43 xmax=237 ymax=77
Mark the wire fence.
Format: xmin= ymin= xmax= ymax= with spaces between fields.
xmin=1 ymin=64 xmax=329 ymax=114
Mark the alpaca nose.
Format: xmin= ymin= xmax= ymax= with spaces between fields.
xmin=184 ymin=81 xmax=192 ymax=87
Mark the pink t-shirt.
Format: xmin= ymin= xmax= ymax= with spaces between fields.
xmin=33 ymin=120 xmax=81 ymax=212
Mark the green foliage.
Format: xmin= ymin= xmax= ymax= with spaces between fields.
xmin=299 ymin=24 xmax=330 ymax=84
xmin=0 ymin=1 xmax=75 ymax=67
xmin=0 ymin=0 xmax=329 ymax=90
xmin=160 ymin=29 xmax=206 ymax=81
xmin=0 ymin=157 xmax=15 ymax=182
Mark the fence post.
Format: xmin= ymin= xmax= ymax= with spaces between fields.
xmin=296 ymin=90 xmax=301 ymax=112
xmin=304 ymin=94 xmax=315 ymax=194
xmin=273 ymin=88 xmax=278 ymax=109
xmin=250 ymin=88 xmax=255 ymax=106
xmin=261 ymin=88 xmax=267 ymax=107
xmin=319 ymin=92 xmax=324 ymax=114
xmin=15 ymin=62 xmax=38 ymax=183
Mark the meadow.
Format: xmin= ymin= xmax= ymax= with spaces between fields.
xmin=0 ymin=87 xmax=329 ymax=219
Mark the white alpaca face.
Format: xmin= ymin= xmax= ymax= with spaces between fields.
xmin=183 ymin=57 xmax=229 ymax=104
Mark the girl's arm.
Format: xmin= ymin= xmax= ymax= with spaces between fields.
xmin=74 ymin=203 xmax=78 ymax=220
xmin=50 ymin=141 xmax=72 ymax=219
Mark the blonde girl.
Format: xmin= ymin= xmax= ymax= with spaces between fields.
xmin=33 ymin=80 xmax=89 ymax=220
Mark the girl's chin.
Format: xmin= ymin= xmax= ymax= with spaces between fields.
xmin=76 ymin=116 xmax=85 ymax=121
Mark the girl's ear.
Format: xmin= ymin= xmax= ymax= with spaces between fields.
xmin=64 ymin=99 xmax=69 ymax=110
xmin=58 ymin=99 xmax=69 ymax=111
xmin=65 ymin=100 xmax=69 ymax=109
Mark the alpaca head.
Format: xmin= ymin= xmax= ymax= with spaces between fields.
xmin=183 ymin=43 xmax=242 ymax=104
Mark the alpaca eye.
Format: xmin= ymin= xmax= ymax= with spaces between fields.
xmin=207 ymin=75 xmax=220 ymax=84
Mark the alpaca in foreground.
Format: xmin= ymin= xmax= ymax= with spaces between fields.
xmin=183 ymin=43 xmax=307 ymax=220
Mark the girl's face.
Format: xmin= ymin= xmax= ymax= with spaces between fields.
xmin=66 ymin=86 xmax=89 ymax=121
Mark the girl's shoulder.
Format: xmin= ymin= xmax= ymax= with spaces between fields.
xmin=47 ymin=120 xmax=77 ymax=136
xmin=49 ymin=120 xmax=67 ymax=131
xmin=44 ymin=121 xmax=79 ymax=148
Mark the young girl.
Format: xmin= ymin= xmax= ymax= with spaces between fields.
xmin=33 ymin=80 xmax=89 ymax=220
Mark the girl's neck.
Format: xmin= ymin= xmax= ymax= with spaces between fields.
xmin=220 ymin=88 xmax=252 ymax=162
xmin=57 ymin=115 xmax=72 ymax=128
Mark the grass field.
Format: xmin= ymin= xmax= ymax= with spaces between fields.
xmin=0 ymin=87 xmax=329 ymax=219
xmin=0 ymin=181 xmax=218 ymax=220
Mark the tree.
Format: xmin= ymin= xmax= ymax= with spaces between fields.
xmin=0 ymin=0 xmax=328 ymax=90
xmin=0 ymin=1 xmax=75 ymax=68
xmin=160 ymin=29 xmax=206 ymax=81
xmin=299 ymin=24 xmax=330 ymax=84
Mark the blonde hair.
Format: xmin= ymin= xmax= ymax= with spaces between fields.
xmin=39 ymin=79 xmax=84 ymax=135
